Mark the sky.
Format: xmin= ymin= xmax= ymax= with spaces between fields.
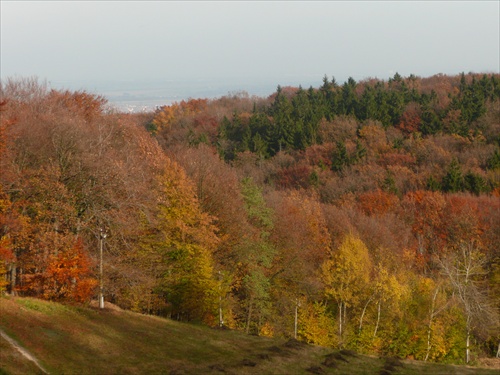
xmin=1 ymin=1 xmax=499 ymax=98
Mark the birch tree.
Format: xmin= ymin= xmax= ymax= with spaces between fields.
xmin=322 ymin=234 xmax=372 ymax=345
xmin=438 ymin=240 xmax=497 ymax=363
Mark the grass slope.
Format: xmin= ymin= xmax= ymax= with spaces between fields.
xmin=0 ymin=296 xmax=497 ymax=375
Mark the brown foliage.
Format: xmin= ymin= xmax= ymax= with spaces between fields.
xmin=269 ymin=190 xmax=331 ymax=298
xmin=318 ymin=116 xmax=358 ymax=144
xmin=275 ymin=163 xmax=314 ymax=190
xmin=304 ymin=144 xmax=333 ymax=168
xmin=378 ymin=151 xmax=416 ymax=168
xmin=357 ymin=190 xmax=399 ymax=216
xmin=397 ymin=102 xmax=421 ymax=134
xmin=47 ymin=89 xmax=107 ymax=122
xmin=358 ymin=122 xmax=389 ymax=158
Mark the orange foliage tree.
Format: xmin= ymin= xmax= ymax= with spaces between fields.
xmin=43 ymin=237 xmax=97 ymax=303
xmin=357 ymin=189 xmax=399 ymax=216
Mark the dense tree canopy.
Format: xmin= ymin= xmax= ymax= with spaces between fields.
xmin=1 ymin=73 xmax=499 ymax=363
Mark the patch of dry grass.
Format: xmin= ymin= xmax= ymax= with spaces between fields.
xmin=0 ymin=296 xmax=498 ymax=375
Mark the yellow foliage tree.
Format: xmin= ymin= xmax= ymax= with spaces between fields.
xmin=298 ymin=301 xmax=337 ymax=347
xmin=371 ymin=264 xmax=407 ymax=338
xmin=322 ymin=234 xmax=372 ymax=344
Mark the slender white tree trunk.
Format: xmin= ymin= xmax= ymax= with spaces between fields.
xmin=425 ymin=286 xmax=440 ymax=361
xmin=218 ymin=271 xmax=223 ymax=327
xmin=373 ymin=300 xmax=381 ymax=338
xmin=466 ymin=327 xmax=470 ymax=363
xmin=359 ymin=297 xmax=372 ymax=333
xmin=219 ymin=294 xmax=223 ymax=327
xmin=338 ymin=302 xmax=343 ymax=339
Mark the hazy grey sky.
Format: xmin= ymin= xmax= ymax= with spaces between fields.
xmin=1 ymin=1 xmax=499 ymax=91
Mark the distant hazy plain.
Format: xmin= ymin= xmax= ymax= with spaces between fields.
xmin=50 ymin=78 xmax=318 ymax=113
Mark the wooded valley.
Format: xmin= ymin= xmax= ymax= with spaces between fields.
xmin=1 ymin=73 xmax=499 ymax=364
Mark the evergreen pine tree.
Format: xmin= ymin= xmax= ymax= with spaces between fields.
xmin=464 ymin=172 xmax=488 ymax=195
xmin=487 ymin=149 xmax=500 ymax=170
xmin=331 ymin=141 xmax=350 ymax=172
xmin=426 ymin=175 xmax=441 ymax=191
xmin=442 ymin=158 xmax=464 ymax=192
xmin=269 ymin=87 xmax=295 ymax=153
xmin=420 ymin=106 xmax=442 ymax=135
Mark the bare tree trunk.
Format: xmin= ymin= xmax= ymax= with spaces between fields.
xmin=437 ymin=241 xmax=494 ymax=365
xmin=466 ymin=327 xmax=470 ymax=364
xmin=359 ymin=297 xmax=372 ymax=333
xmin=218 ymin=271 xmax=223 ymax=327
xmin=425 ymin=286 xmax=440 ymax=361
xmin=373 ymin=300 xmax=381 ymax=338
xmin=338 ymin=301 xmax=343 ymax=342
xmin=9 ymin=264 xmax=17 ymax=295
xmin=496 ymin=341 xmax=499 ymax=358
xmin=219 ymin=294 xmax=223 ymax=327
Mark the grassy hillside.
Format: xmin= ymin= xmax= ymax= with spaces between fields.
xmin=0 ymin=296 xmax=497 ymax=375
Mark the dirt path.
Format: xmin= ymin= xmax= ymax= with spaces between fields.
xmin=0 ymin=327 xmax=49 ymax=374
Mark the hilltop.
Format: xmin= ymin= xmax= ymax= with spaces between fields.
xmin=0 ymin=297 xmax=498 ymax=375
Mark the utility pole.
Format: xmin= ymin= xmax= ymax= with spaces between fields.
xmin=99 ymin=228 xmax=107 ymax=309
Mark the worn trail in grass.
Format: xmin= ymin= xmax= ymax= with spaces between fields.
xmin=0 ymin=296 xmax=498 ymax=375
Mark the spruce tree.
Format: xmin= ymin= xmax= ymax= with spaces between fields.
xmin=442 ymin=158 xmax=464 ymax=192
xmin=331 ymin=141 xmax=350 ymax=172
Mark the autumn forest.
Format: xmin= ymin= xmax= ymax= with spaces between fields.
xmin=0 ymin=73 xmax=499 ymax=364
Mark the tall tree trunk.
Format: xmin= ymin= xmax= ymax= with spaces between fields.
xmin=219 ymin=294 xmax=223 ymax=327
xmin=338 ymin=301 xmax=343 ymax=342
xmin=425 ymin=286 xmax=440 ymax=361
xmin=466 ymin=327 xmax=470 ymax=364
xmin=465 ymin=314 xmax=471 ymax=363
xmin=359 ymin=297 xmax=372 ymax=333
xmin=466 ymin=314 xmax=472 ymax=364
xmin=373 ymin=300 xmax=381 ymax=338
xmin=9 ymin=264 xmax=16 ymax=295
xmin=218 ymin=271 xmax=223 ymax=327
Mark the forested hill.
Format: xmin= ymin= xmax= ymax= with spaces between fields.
xmin=152 ymin=72 xmax=500 ymax=196
xmin=216 ymin=73 xmax=499 ymax=158
xmin=0 ymin=73 xmax=499 ymax=365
